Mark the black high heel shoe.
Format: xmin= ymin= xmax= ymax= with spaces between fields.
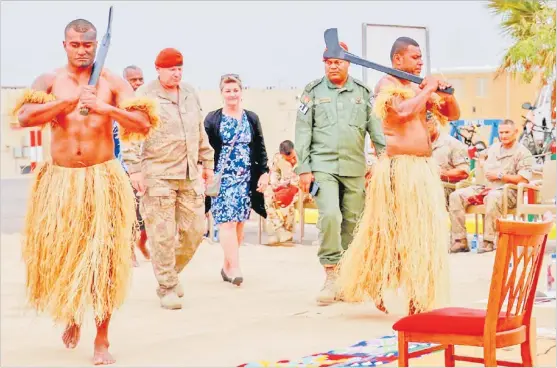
xmin=221 ymin=269 xmax=232 ymax=282
xmin=230 ymin=276 xmax=243 ymax=286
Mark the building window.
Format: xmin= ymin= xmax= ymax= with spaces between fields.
xmin=448 ymin=78 xmax=463 ymax=98
xmin=476 ymin=78 xmax=488 ymax=97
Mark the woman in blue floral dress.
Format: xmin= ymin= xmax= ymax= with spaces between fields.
xmin=211 ymin=112 xmax=252 ymax=225
xmin=204 ymin=74 xmax=270 ymax=286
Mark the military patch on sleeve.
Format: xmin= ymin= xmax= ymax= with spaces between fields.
xmin=298 ymin=94 xmax=311 ymax=115
xmin=299 ymin=101 xmax=309 ymax=115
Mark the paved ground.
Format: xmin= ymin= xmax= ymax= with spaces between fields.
xmin=1 ymin=178 xmax=556 ymax=367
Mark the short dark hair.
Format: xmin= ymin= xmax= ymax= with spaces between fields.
xmin=279 ymin=140 xmax=294 ymax=155
xmin=501 ymin=119 xmax=515 ymax=126
xmin=390 ymin=37 xmax=420 ymax=61
xmin=64 ymin=19 xmax=97 ymax=38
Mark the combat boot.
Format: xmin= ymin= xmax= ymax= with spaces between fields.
xmin=478 ymin=240 xmax=495 ymax=253
xmin=175 ymin=283 xmax=184 ymax=298
xmin=267 ymin=234 xmax=279 ymax=245
xmin=316 ymin=266 xmax=338 ymax=306
xmin=276 ymin=228 xmax=293 ymax=243
xmin=160 ymin=292 xmax=182 ymax=310
xmin=450 ymin=238 xmax=470 ymax=253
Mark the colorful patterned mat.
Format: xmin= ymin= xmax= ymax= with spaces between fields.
xmin=238 ymin=334 xmax=439 ymax=367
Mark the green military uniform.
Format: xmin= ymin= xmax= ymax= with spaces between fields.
xmin=294 ymin=75 xmax=386 ymax=266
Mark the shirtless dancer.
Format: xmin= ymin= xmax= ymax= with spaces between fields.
xmin=335 ymin=37 xmax=460 ymax=315
xmin=13 ymin=19 xmax=159 ymax=365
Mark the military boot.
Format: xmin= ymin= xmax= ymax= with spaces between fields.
xmin=276 ymin=228 xmax=293 ymax=243
xmin=160 ymin=291 xmax=182 ymax=310
xmin=478 ymin=240 xmax=495 ymax=253
xmin=175 ymin=283 xmax=184 ymax=298
xmin=450 ymin=238 xmax=470 ymax=253
xmin=267 ymin=234 xmax=279 ymax=245
xmin=316 ymin=266 xmax=338 ymax=306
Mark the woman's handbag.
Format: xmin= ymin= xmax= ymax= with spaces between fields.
xmin=205 ymin=130 xmax=241 ymax=197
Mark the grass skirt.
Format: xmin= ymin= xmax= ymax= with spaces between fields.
xmin=336 ymin=155 xmax=450 ymax=313
xmin=22 ymin=159 xmax=137 ymax=325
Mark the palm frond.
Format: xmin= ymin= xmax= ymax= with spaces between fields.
xmin=488 ymin=0 xmax=556 ymax=86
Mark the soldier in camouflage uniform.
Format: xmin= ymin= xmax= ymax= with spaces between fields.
xmin=449 ymin=119 xmax=533 ymax=253
xmin=122 ymin=48 xmax=215 ymax=310
xmin=264 ymin=140 xmax=299 ymax=244
xmin=427 ymin=116 xmax=470 ymax=206
xmin=295 ymin=42 xmax=387 ymax=305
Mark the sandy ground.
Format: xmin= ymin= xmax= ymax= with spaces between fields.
xmin=1 ymin=217 xmax=556 ymax=367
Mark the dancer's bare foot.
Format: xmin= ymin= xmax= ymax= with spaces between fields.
xmin=93 ymin=338 xmax=115 ymax=365
xmin=62 ymin=323 xmax=81 ymax=349
xmin=375 ymin=299 xmax=388 ymax=314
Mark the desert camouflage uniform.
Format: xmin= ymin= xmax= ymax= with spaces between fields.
xmin=449 ymin=141 xmax=533 ymax=246
xmin=264 ymin=153 xmax=299 ymax=238
xmin=122 ymin=80 xmax=214 ymax=299
xmin=431 ymin=133 xmax=470 ymax=205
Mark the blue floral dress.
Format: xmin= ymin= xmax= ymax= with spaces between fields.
xmin=211 ymin=112 xmax=252 ymax=225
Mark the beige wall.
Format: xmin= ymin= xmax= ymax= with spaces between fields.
xmin=0 ymin=86 xmax=302 ymax=178
xmin=1 ymin=87 xmax=52 ymax=177
xmin=197 ymin=88 xmax=302 ymax=156
xmin=431 ymin=68 xmax=543 ymax=146
xmin=433 ymin=69 xmax=541 ymax=124
xmin=0 ymin=71 xmax=543 ymax=178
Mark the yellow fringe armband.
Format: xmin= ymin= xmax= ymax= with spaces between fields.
xmin=10 ymin=89 xmax=57 ymax=127
xmin=427 ymin=93 xmax=448 ymax=127
xmin=117 ymin=97 xmax=161 ymax=142
xmin=372 ymin=85 xmax=416 ymax=121
xmin=372 ymin=85 xmax=448 ymax=126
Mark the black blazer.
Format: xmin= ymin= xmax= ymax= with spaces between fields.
xmin=204 ymin=108 xmax=270 ymax=218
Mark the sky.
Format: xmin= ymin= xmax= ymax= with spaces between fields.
xmin=0 ymin=0 xmax=512 ymax=89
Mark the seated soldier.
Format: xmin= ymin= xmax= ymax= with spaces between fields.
xmin=264 ymin=140 xmax=300 ymax=244
xmin=448 ymin=119 xmax=533 ymax=253
xmin=427 ymin=114 xmax=470 ymax=206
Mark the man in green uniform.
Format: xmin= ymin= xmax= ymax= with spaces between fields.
xmin=295 ymin=42 xmax=387 ymax=305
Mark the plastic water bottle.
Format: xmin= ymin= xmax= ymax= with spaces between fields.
xmin=546 ymin=253 xmax=556 ymax=297
xmin=470 ymin=234 xmax=478 ymax=253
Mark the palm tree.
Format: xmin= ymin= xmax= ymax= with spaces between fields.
xmin=487 ymin=0 xmax=556 ymax=121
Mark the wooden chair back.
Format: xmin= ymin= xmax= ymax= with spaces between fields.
xmin=484 ymin=218 xmax=553 ymax=337
xmin=540 ymin=159 xmax=557 ymax=202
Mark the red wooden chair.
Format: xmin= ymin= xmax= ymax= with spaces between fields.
xmin=393 ymin=217 xmax=554 ymax=367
